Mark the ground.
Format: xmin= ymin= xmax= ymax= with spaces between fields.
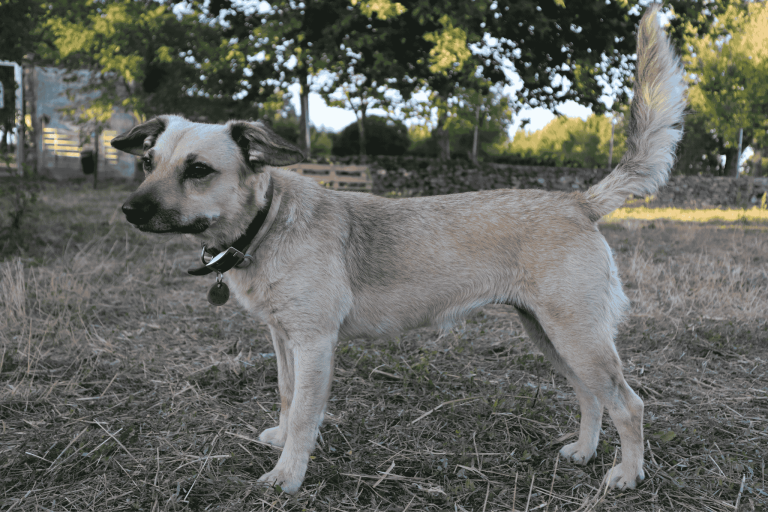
xmin=1 ymin=181 xmax=766 ymax=511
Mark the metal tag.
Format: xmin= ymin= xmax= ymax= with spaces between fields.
xmin=207 ymin=281 xmax=230 ymax=306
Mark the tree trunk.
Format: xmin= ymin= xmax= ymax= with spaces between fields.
xmin=724 ymin=147 xmax=739 ymax=177
xmin=734 ymin=128 xmax=743 ymax=176
xmin=299 ymin=70 xmax=311 ymax=157
xmin=93 ymin=128 xmax=100 ymax=189
xmin=435 ymin=106 xmax=450 ymax=161
xmin=357 ymin=103 xmax=367 ymax=163
xmin=751 ymin=148 xmax=764 ymax=177
xmin=471 ymin=105 xmax=480 ymax=164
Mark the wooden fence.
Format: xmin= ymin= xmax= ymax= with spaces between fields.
xmin=287 ymin=163 xmax=372 ymax=192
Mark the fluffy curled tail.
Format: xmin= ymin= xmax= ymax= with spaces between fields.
xmin=584 ymin=3 xmax=686 ymax=221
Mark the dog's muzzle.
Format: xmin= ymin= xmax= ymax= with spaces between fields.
xmin=122 ymin=194 xmax=158 ymax=226
xmin=121 ymin=192 xmax=209 ymax=233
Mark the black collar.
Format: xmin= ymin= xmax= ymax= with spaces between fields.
xmin=187 ymin=177 xmax=274 ymax=276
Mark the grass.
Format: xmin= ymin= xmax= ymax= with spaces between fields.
xmin=605 ymin=205 xmax=768 ymax=224
xmin=1 ymin=181 xmax=767 ymax=511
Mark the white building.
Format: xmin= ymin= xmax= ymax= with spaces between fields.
xmin=26 ymin=66 xmax=137 ymax=180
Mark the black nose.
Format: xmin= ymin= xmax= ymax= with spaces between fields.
xmin=122 ymin=195 xmax=158 ymax=225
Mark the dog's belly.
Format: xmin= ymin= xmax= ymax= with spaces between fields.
xmin=338 ymin=277 xmax=519 ymax=340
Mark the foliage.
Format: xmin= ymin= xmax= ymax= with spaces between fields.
xmin=215 ymin=0 xmax=359 ymax=154
xmin=499 ymin=114 xmax=626 ymax=168
xmin=0 ymin=0 xmax=43 ymax=63
xmin=674 ymin=110 xmax=730 ymax=176
xmin=38 ymin=0 xmax=279 ymax=124
xmin=332 ymin=116 xmax=410 ymax=156
xmin=681 ymin=1 xmax=768 ymax=174
xmin=0 ymin=157 xmax=40 ymax=246
xmin=261 ymin=103 xmax=332 ymax=158
xmin=310 ymin=128 xmax=334 ymax=157
xmin=21 ymin=0 xmax=686 ymax=166
xmin=484 ymin=0 xmax=640 ymax=112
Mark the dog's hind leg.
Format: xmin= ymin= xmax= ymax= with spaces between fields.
xmin=521 ymin=306 xmax=645 ymax=490
xmin=516 ymin=308 xmax=602 ymax=465
xmin=258 ymin=326 xmax=295 ymax=448
xmin=257 ymin=332 xmax=336 ymax=494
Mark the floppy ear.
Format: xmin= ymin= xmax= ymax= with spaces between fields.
xmin=228 ymin=120 xmax=305 ymax=168
xmin=111 ymin=117 xmax=168 ymax=155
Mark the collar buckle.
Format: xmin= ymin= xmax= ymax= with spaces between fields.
xmin=187 ymin=176 xmax=274 ymax=277
xmin=188 ymin=245 xmax=246 ymax=276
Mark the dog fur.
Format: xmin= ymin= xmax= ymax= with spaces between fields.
xmin=112 ymin=5 xmax=685 ymax=494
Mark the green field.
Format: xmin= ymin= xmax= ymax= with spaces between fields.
xmin=1 ymin=182 xmax=767 ymax=511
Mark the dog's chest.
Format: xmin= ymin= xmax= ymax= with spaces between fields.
xmin=224 ymin=269 xmax=274 ymax=323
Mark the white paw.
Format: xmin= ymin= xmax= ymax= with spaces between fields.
xmin=257 ymin=465 xmax=304 ymax=494
xmin=259 ymin=426 xmax=287 ymax=448
xmin=605 ymin=462 xmax=645 ymax=490
xmin=559 ymin=442 xmax=596 ymax=465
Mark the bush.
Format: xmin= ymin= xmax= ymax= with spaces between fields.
xmin=500 ymin=114 xmax=626 ymax=169
xmin=0 ymin=162 xmax=41 ymax=252
xmin=332 ymin=116 xmax=410 ymax=157
xmin=268 ymin=116 xmax=301 ymax=147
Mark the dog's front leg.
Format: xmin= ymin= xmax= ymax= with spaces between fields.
xmin=257 ymin=333 xmax=335 ymax=494
xmin=259 ymin=326 xmax=295 ymax=448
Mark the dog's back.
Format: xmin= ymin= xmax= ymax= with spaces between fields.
xmin=325 ymin=187 xmax=610 ymax=338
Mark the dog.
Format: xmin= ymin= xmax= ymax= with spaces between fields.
xmin=111 ymin=5 xmax=685 ymax=494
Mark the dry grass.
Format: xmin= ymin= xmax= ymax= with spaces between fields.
xmin=1 ymin=183 xmax=767 ymax=511
xmin=606 ymin=206 xmax=768 ymax=224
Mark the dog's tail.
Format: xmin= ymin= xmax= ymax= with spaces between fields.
xmin=583 ymin=4 xmax=686 ymax=221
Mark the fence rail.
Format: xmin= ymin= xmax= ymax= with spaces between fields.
xmin=287 ymin=163 xmax=372 ymax=192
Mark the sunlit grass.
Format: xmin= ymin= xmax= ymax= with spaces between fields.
xmin=605 ymin=205 xmax=768 ymax=223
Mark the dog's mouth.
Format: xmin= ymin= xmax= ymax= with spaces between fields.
xmin=129 ymin=215 xmax=212 ymax=235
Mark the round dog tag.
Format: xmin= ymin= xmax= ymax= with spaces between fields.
xmin=207 ymin=282 xmax=230 ymax=306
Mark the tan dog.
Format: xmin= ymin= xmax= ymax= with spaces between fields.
xmin=112 ymin=5 xmax=685 ymax=494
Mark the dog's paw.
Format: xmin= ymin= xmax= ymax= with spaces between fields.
xmin=559 ymin=442 xmax=596 ymax=465
xmin=605 ymin=463 xmax=645 ymax=490
xmin=259 ymin=426 xmax=287 ymax=448
xmin=257 ymin=465 xmax=304 ymax=494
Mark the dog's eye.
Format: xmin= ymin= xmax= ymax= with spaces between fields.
xmin=142 ymin=157 xmax=152 ymax=173
xmin=186 ymin=163 xmax=215 ymax=180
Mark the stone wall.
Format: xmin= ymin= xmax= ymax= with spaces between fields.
xmin=321 ymin=156 xmax=768 ymax=208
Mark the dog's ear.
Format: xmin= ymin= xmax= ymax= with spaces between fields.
xmin=111 ymin=117 xmax=168 ymax=155
xmin=228 ymin=120 xmax=305 ymax=168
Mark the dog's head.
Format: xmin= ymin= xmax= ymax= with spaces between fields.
xmin=111 ymin=115 xmax=303 ymax=245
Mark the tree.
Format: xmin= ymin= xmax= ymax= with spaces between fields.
xmin=405 ymin=83 xmax=513 ymax=161
xmin=39 ymin=0 xmax=281 ymax=125
xmin=485 ymin=1 xmax=641 ymax=110
xmin=680 ymin=1 xmax=768 ymax=175
xmin=319 ymin=0 xmax=415 ymax=160
xmin=674 ymin=110 xmax=729 ymax=176
xmin=371 ymin=0 xmax=641 ymax=160
xmin=0 ymin=0 xmax=43 ymax=63
xmin=215 ymin=0 xmax=358 ymax=157
xmin=503 ymin=113 xmax=627 ymax=169
xmin=332 ymin=115 xmax=410 ymax=156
